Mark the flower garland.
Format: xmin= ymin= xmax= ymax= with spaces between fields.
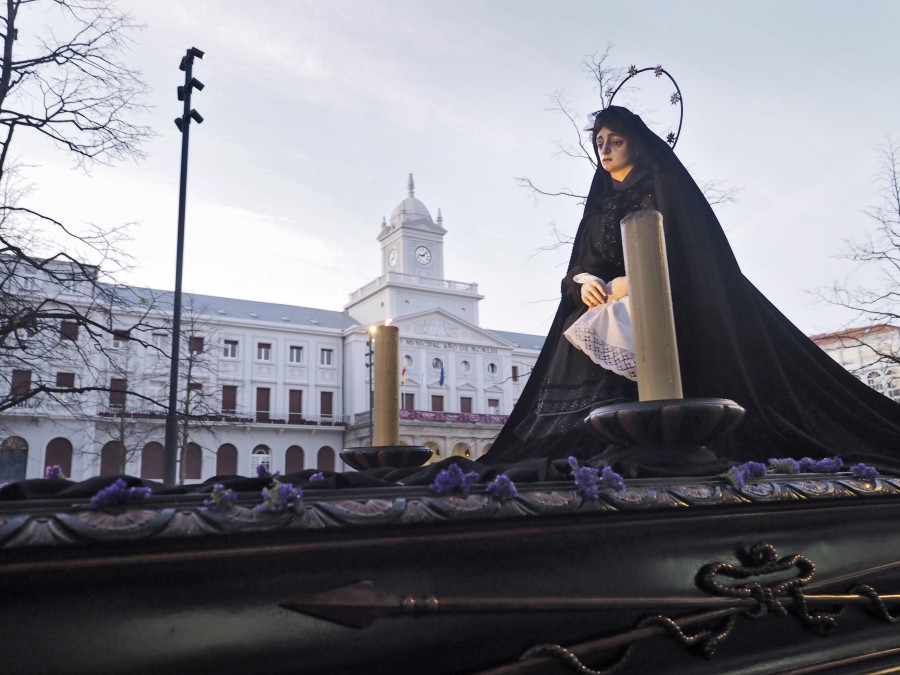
xmin=89 ymin=478 xmax=152 ymax=510
xmin=722 ymin=456 xmax=879 ymax=490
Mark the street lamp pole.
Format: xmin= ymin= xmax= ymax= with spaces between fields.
xmin=164 ymin=46 xmax=205 ymax=486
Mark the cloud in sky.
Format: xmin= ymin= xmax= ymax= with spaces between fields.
xmin=10 ymin=0 xmax=900 ymax=336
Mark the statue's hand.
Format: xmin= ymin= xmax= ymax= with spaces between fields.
xmin=607 ymin=276 xmax=628 ymax=301
xmin=580 ymin=279 xmax=610 ymax=307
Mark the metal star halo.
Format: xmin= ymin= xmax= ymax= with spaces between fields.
xmin=670 ymin=92 xmax=681 ymax=105
xmin=627 ymin=65 xmax=638 ymax=78
xmin=666 ymin=132 xmax=676 ymax=145
xmin=654 ymin=65 xmax=663 ymax=77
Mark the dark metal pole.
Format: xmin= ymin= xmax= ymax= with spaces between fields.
xmin=164 ymin=47 xmax=204 ymax=486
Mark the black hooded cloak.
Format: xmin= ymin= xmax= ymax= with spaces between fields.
xmin=481 ymin=106 xmax=900 ymax=474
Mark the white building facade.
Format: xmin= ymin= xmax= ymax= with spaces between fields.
xmin=0 ymin=176 xmax=542 ymax=482
xmin=811 ymin=324 xmax=900 ymax=402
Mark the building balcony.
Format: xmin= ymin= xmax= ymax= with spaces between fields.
xmin=353 ymin=409 xmax=508 ymax=426
xmin=348 ymin=272 xmax=480 ymax=303
xmin=95 ymin=406 xmax=348 ymax=427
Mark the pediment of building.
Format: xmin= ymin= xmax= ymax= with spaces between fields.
xmin=394 ymin=308 xmax=513 ymax=350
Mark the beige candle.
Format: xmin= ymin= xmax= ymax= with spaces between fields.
xmin=621 ymin=210 xmax=684 ymax=401
xmin=372 ymin=323 xmax=400 ymax=446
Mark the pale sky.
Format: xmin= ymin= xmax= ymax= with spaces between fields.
xmin=16 ymin=0 xmax=900 ymax=337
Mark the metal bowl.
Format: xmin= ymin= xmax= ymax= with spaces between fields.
xmin=340 ymin=445 xmax=433 ymax=471
xmin=586 ymin=398 xmax=745 ymax=447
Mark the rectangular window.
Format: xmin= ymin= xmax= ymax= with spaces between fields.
xmin=257 ymin=342 xmax=271 ymax=361
xmin=289 ymin=345 xmax=304 ymax=364
xmin=22 ymin=276 xmax=37 ymax=291
xmin=256 ymin=387 xmax=270 ymax=422
xmin=431 ymin=395 xmax=444 ymax=412
xmin=460 ymin=396 xmax=472 ymax=413
xmin=189 ymin=335 xmax=204 ymax=353
xmin=150 ymin=380 xmax=167 ymax=403
xmin=56 ymin=372 xmax=75 ymax=389
xmin=152 ymin=333 xmax=169 ymax=351
xmin=320 ymin=348 xmax=334 ymax=366
xmin=488 ymin=398 xmax=500 ymax=413
xmin=112 ymin=329 xmax=130 ymax=349
xmin=109 ymin=378 xmax=127 ymax=409
xmin=289 ymin=389 xmax=303 ymax=423
xmin=11 ymin=369 xmax=31 ymax=396
xmin=60 ymin=321 xmax=78 ymax=341
xmin=320 ymin=391 xmax=333 ymax=417
xmin=223 ymin=339 xmax=238 ymax=358
xmin=512 ymin=366 xmax=519 ymax=382
xmin=402 ymin=393 xmax=415 ymax=410
xmin=221 ymin=385 xmax=237 ymax=414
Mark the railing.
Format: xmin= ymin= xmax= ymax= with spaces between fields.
xmin=96 ymin=406 xmax=348 ymax=426
xmin=348 ymin=273 xmax=479 ymax=302
xmin=354 ymin=410 xmax=507 ymax=425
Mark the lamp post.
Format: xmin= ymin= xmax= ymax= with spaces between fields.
xmin=365 ymin=330 xmax=374 ymax=446
xmin=164 ymin=46 xmax=205 ymax=486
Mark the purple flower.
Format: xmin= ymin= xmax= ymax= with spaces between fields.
xmin=600 ymin=466 xmax=626 ymax=492
xmin=257 ymin=479 xmax=303 ymax=513
xmin=744 ymin=461 xmax=767 ymax=477
xmin=486 ymin=474 xmax=518 ymax=501
xmin=256 ymin=463 xmax=279 ymax=479
xmin=204 ymin=483 xmax=237 ymax=512
xmin=89 ymin=478 xmax=152 ymax=510
xmin=850 ymin=463 xmax=880 ymax=480
xmin=798 ymin=457 xmax=817 ymax=472
xmin=569 ymin=457 xmax=600 ymax=500
xmin=429 ymin=464 xmax=480 ymax=495
xmin=768 ymin=458 xmax=800 ymax=474
xmin=44 ymin=465 xmax=66 ymax=479
xmin=812 ymin=456 xmax=843 ymax=473
xmin=309 ymin=472 xmax=325 ymax=482
xmin=722 ymin=461 xmax=767 ymax=491
xmin=723 ymin=466 xmax=746 ymax=491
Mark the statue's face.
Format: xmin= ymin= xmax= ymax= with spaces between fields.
xmin=595 ymin=126 xmax=633 ymax=180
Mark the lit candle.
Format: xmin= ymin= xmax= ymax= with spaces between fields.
xmin=621 ymin=210 xmax=684 ymax=401
xmin=372 ymin=323 xmax=400 ymax=446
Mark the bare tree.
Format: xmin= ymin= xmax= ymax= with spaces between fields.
xmin=826 ymin=137 xmax=900 ymax=373
xmin=516 ymin=47 xmax=738 ymax=238
xmin=0 ymin=0 xmax=153 ymax=412
xmin=174 ymin=307 xmax=224 ymax=484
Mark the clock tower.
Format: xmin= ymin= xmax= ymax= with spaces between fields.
xmin=378 ymin=174 xmax=445 ymax=278
xmin=345 ymin=174 xmax=483 ymax=325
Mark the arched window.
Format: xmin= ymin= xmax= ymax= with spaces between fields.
xmin=100 ymin=440 xmax=126 ymax=476
xmin=140 ymin=442 xmax=164 ymax=480
xmin=252 ymin=444 xmax=272 ymax=474
xmin=184 ymin=442 xmax=202 ymax=481
xmin=452 ymin=442 xmax=472 ymax=459
xmin=867 ymin=370 xmax=884 ymax=392
xmin=45 ymin=437 xmax=73 ymax=478
xmin=216 ymin=443 xmax=238 ymax=476
xmin=887 ymin=369 xmax=900 ymax=401
xmin=316 ymin=446 xmax=335 ymax=472
xmin=0 ymin=435 xmax=28 ymax=482
xmin=285 ymin=445 xmax=305 ymax=474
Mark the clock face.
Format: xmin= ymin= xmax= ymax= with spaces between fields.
xmin=388 ymin=249 xmax=398 ymax=268
xmin=415 ymin=246 xmax=432 ymax=265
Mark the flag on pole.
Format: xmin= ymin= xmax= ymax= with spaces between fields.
xmin=401 ymin=366 xmax=406 ymax=384
xmin=439 ymin=364 xmax=444 ymax=386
